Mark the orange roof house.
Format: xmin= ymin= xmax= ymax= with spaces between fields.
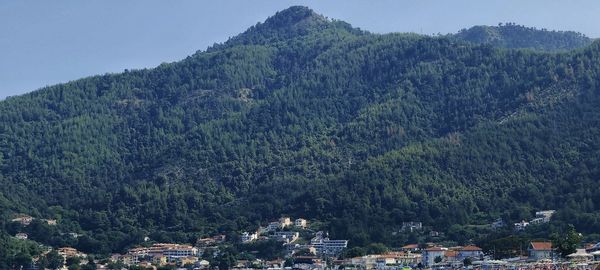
xmin=528 ymin=242 xmax=553 ymax=261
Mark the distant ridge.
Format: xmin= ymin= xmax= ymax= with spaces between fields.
xmin=453 ymin=23 xmax=593 ymax=51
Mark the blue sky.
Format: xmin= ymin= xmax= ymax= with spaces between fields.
xmin=1 ymin=0 xmax=600 ymax=99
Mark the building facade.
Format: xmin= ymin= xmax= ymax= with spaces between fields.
xmin=528 ymin=242 xmax=553 ymax=261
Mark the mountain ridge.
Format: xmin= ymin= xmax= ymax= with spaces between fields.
xmin=453 ymin=22 xmax=594 ymax=51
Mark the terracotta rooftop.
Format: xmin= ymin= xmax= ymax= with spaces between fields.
xmin=445 ymin=250 xmax=459 ymax=257
xmin=530 ymin=242 xmax=552 ymax=251
xmin=460 ymin=245 xmax=483 ymax=251
xmin=402 ymin=244 xmax=419 ymax=249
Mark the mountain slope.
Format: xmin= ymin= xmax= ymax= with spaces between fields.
xmin=1 ymin=6 xmax=600 ymax=257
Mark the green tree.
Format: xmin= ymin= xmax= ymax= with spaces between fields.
xmin=365 ymin=243 xmax=388 ymax=254
xmin=551 ymin=225 xmax=583 ymax=257
xmin=46 ymin=250 xmax=64 ymax=270
xmin=11 ymin=252 xmax=32 ymax=269
xmin=217 ymin=250 xmax=237 ymax=270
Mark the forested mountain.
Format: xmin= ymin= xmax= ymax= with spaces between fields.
xmin=453 ymin=23 xmax=593 ymax=51
xmin=1 ymin=6 xmax=600 ymax=263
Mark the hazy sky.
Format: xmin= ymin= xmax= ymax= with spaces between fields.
xmin=2 ymin=0 xmax=600 ymax=99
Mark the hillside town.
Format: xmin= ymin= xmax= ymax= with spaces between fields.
xmin=6 ymin=212 xmax=600 ymax=270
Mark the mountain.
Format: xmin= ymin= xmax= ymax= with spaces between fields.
xmin=2 ymin=5 xmax=600 ymax=262
xmin=453 ymin=23 xmax=594 ymax=51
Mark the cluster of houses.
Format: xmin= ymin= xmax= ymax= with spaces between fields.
xmin=8 ymin=213 xmax=600 ymax=270
xmin=11 ymin=214 xmax=57 ymax=226
xmin=492 ymin=210 xmax=556 ymax=231
xmin=118 ymin=243 xmax=205 ymax=268
xmin=242 ymin=217 xmax=306 ymax=243
xmin=241 ymin=217 xmax=349 ymax=258
xmin=339 ymin=251 xmax=422 ymax=269
xmin=241 ymin=217 xmax=306 ymax=244
xmin=10 ymin=214 xmax=59 ymax=242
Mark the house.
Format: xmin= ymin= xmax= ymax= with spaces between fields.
xmin=310 ymin=231 xmax=348 ymax=256
xmin=528 ymin=242 xmax=553 ymax=261
xmin=444 ymin=250 xmax=460 ymax=264
xmin=350 ymin=255 xmax=378 ymax=269
xmin=567 ymin=249 xmax=592 ymax=262
xmin=293 ymin=256 xmax=322 ymax=267
xmin=267 ymin=221 xmax=283 ymax=232
xmin=535 ymin=210 xmax=556 ymax=223
xmin=392 ymin=251 xmax=421 ymax=266
xmin=401 ymin=222 xmax=422 ymax=232
xmin=15 ymin=233 xmax=28 ymax=240
xmin=126 ymin=243 xmax=198 ymax=264
xmin=294 ymin=218 xmax=307 ymax=229
xmin=273 ymin=231 xmax=299 ymax=243
xmin=586 ymin=242 xmax=600 ymax=253
xmin=592 ymin=250 xmax=600 ymax=262
xmin=286 ymin=243 xmax=316 ymax=257
xmin=265 ymin=259 xmax=285 ymax=269
xmin=349 ymin=253 xmax=421 ymax=269
xmin=196 ymin=234 xmax=226 ymax=247
xmin=514 ymin=220 xmax=529 ymax=231
xmin=401 ymin=244 xmax=420 ymax=252
xmin=179 ymin=256 xmax=199 ymax=266
xmin=241 ymin=232 xmax=258 ymax=243
xmin=458 ymin=245 xmax=483 ymax=261
xmin=11 ymin=215 xmax=33 ymax=226
xmin=422 ymin=247 xmax=446 ymax=267
xmin=279 ymin=217 xmax=292 ymax=227
xmin=529 ymin=217 xmax=546 ymax=225
xmin=58 ymin=247 xmax=87 ymax=258
xmin=43 ymin=219 xmax=57 ymax=225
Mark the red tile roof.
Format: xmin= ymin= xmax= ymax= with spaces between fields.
xmin=425 ymin=247 xmax=445 ymax=252
xmin=402 ymin=244 xmax=419 ymax=249
xmin=460 ymin=245 xmax=482 ymax=251
xmin=530 ymin=242 xmax=552 ymax=250
xmin=445 ymin=250 xmax=459 ymax=257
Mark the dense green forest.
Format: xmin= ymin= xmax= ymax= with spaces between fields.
xmin=1 ymin=6 xmax=600 ymax=264
xmin=453 ymin=23 xmax=593 ymax=51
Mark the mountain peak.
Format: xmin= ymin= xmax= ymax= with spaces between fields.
xmin=210 ymin=6 xmax=338 ymax=50
xmin=262 ymin=6 xmax=325 ymax=28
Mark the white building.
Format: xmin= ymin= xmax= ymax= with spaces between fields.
xmin=241 ymin=232 xmax=258 ymax=243
xmin=310 ymin=232 xmax=348 ymax=256
xmin=422 ymin=247 xmax=446 ymax=267
xmin=127 ymin=243 xmax=198 ymax=264
xmin=401 ymin=222 xmax=422 ymax=232
xmin=514 ymin=220 xmax=529 ymax=231
xmin=15 ymin=233 xmax=28 ymax=240
xmin=534 ymin=210 xmax=555 ymax=223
